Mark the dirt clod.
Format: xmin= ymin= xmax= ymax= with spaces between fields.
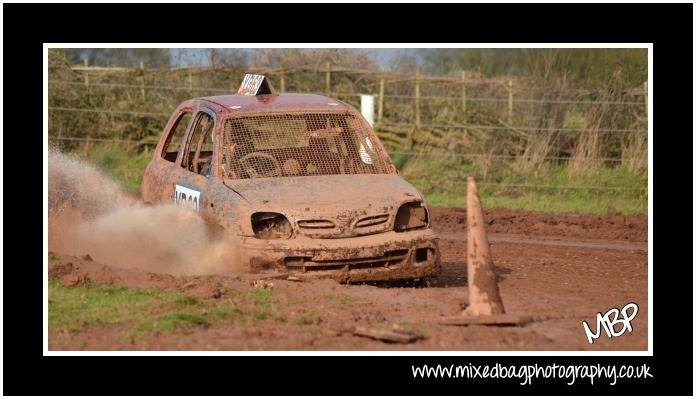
xmin=353 ymin=324 xmax=425 ymax=343
xmin=251 ymin=280 xmax=274 ymax=289
xmin=49 ymin=261 xmax=75 ymax=279
xmin=61 ymin=273 xmax=89 ymax=287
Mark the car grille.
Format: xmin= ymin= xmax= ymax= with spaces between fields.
xmin=355 ymin=214 xmax=389 ymax=228
xmin=284 ymin=249 xmax=409 ymax=271
xmin=296 ymin=213 xmax=391 ymax=237
xmin=297 ymin=219 xmax=336 ymax=229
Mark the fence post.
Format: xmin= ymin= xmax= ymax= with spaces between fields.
xmin=415 ymin=72 xmax=421 ymax=129
xmin=325 ymin=62 xmax=331 ymax=95
xmin=188 ymin=69 xmax=193 ymax=93
xmin=377 ymin=77 xmax=385 ymax=124
xmin=507 ymin=78 xmax=513 ymax=124
xmin=280 ymin=72 xmax=286 ymax=92
xmin=461 ymin=71 xmax=467 ymax=122
xmin=643 ymin=80 xmax=648 ymax=119
xmin=139 ymin=61 xmax=145 ymax=100
xmin=83 ymin=58 xmax=89 ymax=88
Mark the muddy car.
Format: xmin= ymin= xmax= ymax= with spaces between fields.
xmin=142 ymin=75 xmax=440 ymax=282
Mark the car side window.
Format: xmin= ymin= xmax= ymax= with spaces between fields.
xmin=161 ymin=111 xmax=192 ymax=162
xmin=183 ymin=111 xmax=215 ymax=176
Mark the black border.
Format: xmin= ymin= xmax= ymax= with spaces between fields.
xmin=3 ymin=2 xmax=692 ymax=396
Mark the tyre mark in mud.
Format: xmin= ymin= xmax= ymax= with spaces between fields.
xmin=439 ymin=232 xmax=647 ymax=252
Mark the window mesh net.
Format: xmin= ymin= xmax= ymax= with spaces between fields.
xmin=220 ymin=112 xmax=393 ymax=179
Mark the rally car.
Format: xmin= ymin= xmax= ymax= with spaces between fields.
xmin=142 ymin=75 xmax=440 ymax=282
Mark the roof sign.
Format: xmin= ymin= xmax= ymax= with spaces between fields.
xmin=237 ymin=74 xmax=276 ymax=96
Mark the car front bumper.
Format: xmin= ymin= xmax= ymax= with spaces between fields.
xmin=240 ymin=229 xmax=441 ymax=282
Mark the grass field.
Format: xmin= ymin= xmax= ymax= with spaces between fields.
xmin=49 ymin=278 xmax=280 ymax=336
xmin=393 ymin=153 xmax=647 ymax=214
xmin=69 ymin=144 xmax=647 ymax=215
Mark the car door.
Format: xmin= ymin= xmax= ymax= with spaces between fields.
xmin=142 ymin=105 xmax=194 ymax=204
xmin=172 ymin=107 xmax=217 ymax=223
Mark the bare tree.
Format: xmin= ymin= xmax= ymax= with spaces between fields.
xmin=65 ymin=48 xmax=171 ymax=68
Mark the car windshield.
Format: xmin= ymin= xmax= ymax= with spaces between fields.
xmin=220 ymin=112 xmax=394 ymax=179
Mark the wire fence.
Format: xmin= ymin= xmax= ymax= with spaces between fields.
xmin=48 ymin=80 xmax=645 ymax=106
xmin=47 ymin=134 xmax=631 ymax=161
xmin=47 ymin=105 xmax=645 ymax=134
xmin=63 ymin=63 xmax=645 ymax=93
xmin=49 ymin=106 xmax=170 ymax=117
xmin=47 ymin=64 xmax=648 ymax=196
xmin=47 ymin=135 xmax=647 ymax=192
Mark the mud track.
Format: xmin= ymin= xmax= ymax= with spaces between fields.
xmin=49 ymin=207 xmax=648 ymax=350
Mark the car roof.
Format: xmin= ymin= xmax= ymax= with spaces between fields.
xmin=198 ymin=93 xmax=352 ymax=116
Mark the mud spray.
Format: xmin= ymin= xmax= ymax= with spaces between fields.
xmin=48 ymin=150 xmax=243 ymax=275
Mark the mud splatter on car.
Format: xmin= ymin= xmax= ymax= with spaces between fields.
xmin=142 ymin=75 xmax=441 ymax=282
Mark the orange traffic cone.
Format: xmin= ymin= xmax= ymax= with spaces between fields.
xmin=441 ymin=177 xmax=535 ymax=326
xmin=465 ymin=176 xmax=505 ymax=316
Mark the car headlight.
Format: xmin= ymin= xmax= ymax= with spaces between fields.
xmin=251 ymin=212 xmax=292 ymax=239
xmin=394 ymin=201 xmax=429 ymax=232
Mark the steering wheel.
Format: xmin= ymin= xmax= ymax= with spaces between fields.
xmin=238 ymin=152 xmax=282 ymax=178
